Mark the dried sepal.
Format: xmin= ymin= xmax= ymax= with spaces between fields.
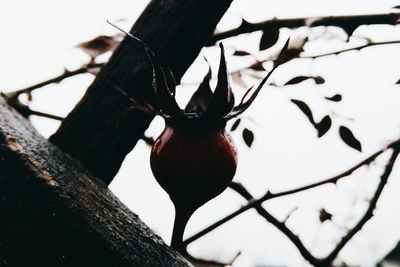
xmin=225 ymin=39 xmax=290 ymax=120
xmin=205 ymin=43 xmax=235 ymax=118
xmin=185 ymin=63 xmax=213 ymax=114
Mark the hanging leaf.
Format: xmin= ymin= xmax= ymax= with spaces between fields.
xmin=339 ymin=126 xmax=362 ymax=152
xmin=249 ymin=61 xmax=265 ymax=71
xmin=319 ymin=208 xmax=332 ymax=223
xmin=230 ymin=118 xmax=241 ymax=131
xmin=313 ymin=76 xmax=325 ymax=84
xmin=242 ymin=128 xmax=254 ymax=147
xmin=284 ymin=76 xmax=325 ymax=86
xmin=325 ymin=94 xmax=342 ymax=102
xmin=284 ymin=76 xmax=310 ymax=85
xmin=291 ymin=99 xmax=315 ymax=124
xmin=316 ymin=115 xmax=332 ymax=137
xmin=233 ymin=50 xmax=251 ymax=56
xmin=77 ymin=35 xmax=120 ymax=59
xmin=259 ymin=29 xmax=280 ymax=51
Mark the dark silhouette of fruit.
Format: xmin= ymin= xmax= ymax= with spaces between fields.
xmin=109 ymin=23 xmax=289 ymax=251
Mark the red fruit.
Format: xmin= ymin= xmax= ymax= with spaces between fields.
xmin=150 ymin=124 xmax=237 ymax=212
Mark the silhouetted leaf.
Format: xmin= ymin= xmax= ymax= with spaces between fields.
xmin=242 ymin=128 xmax=254 ymax=147
xmin=77 ymin=35 xmax=120 ymax=59
xmin=393 ymin=5 xmax=400 ymax=9
xmin=249 ymin=61 xmax=265 ymax=71
xmin=339 ymin=126 xmax=362 ymax=152
xmin=230 ymin=118 xmax=241 ymax=131
xmin=291 ymin=99 xmax=314 ymax=124
xmin=233 ymin=50 xmax=251 ymax=56
xmin=319 ymin=208 xmax=332 ymax=223
xmin=396 ymin=78 xmax=400 ymax=84
xmin=285 ymin=76 xmax=309 ymax=85
xmin=284 ymin=76 xmax=325 ymax=85
xmin=314 ymin=76 xmax=325 ymax=84
xmin=316 ymin=115 xmax=332 ymax=137
xmin=325 ymin=94 xmax=342 ymax=102
xmin=259 ymin=29 xmax=280 ymax=51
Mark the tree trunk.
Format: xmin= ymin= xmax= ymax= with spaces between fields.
xmin=0 ymin=96 xmax=191 ymax=267
xmin=50 ymin=0 xmax=233 ymax=184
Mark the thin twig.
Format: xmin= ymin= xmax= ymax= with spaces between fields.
xmin=209 ymin=13 xmax=400 ymax=45
xmin=182 ymin=138 xmax=400 ymax=246
xmin=5 ymin=63 xmax=104 ymax=98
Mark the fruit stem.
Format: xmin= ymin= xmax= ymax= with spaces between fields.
xmin=171 ymin=205 xmax=193 ymax=251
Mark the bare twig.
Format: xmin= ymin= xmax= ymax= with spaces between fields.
xmin=209 ymin=13 xmax=400 ymax=45
xmin=4 ymin=63 xmax=104 ymax=98
xmin=183 ymin=138 xmax=400 ymax=247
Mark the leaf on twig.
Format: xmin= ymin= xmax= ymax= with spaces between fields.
xmin=284 ymin=75 xmax=325 ymax=86
xmin=77 ymin=35 xmax=121 ymax=59
xmin=316 ymin=115 xmax=332 ymax=137
xmin=249 ymin=61 xmax=265 ymax=71
xmin=291 ymin=99 xmax=314 ymax=124
xmin=259 ymin=29 xmax=280 ymax=51
xmin=233 ymin=50 xmax=251 ymax=56
xmin=319 ymin=208 xmax=332 ymax=223
xmin=230 ymin=118 xmax=241 ymax=131
xmin=242 ymin=128 xmax=254 ymax=147
xmin=339 ymin=126 xmax=362 ymax=152
xmin=325 ymin=94 xmax=342 ymax=102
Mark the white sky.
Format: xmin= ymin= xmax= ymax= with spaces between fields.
xmin=2 ymin=1 xmax=400 ymax=266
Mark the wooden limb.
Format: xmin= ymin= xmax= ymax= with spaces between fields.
xmin=50 ymin=0 xmax=233 ymax=184
xmin=209 ymin=13 xmax=400 ymax=44
xmin=0 ymin=96 xmax=191 ymax=267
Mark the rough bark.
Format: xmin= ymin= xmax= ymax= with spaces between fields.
xmin=0 ymin=96 xmax=191 ymax=267
xmin=50 ymin=0 xmax=233 ymax=184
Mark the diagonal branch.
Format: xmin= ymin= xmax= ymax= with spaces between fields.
xmin=209 ymin=12 xmax=400 ymax=45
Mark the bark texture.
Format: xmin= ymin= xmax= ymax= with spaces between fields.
xmin=50 ymin=0 xmax=233 ymax=184
xmin=0 ymin=96 xmax=191 ymax=267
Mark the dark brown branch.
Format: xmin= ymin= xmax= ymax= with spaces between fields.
xmin=228 ymin=182 xmax=319 ymax=265
xmin=322 ymin=148 xmax=400 ymax=264
xmin=209 ymin=13 xmax=400 ymax=45
xmin=0 ymin=96 xmax=191 ymax=267
xmin=183 ymin=138 xmax=400 ymax=246
xmin=50 ymin=0 xmax=234 ymax=184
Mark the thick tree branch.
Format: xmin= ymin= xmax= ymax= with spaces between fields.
xmin=209 ymin=13 xmax=400 ymax=44
xmin=0 ymin=96 xmax=191 ymax=267
xmin=49 ymin=0 xmax=233 ymax=184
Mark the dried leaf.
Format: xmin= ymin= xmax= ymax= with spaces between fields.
xmin=291 ymin=99 xmax=314 ymax=124
xmin=259 ymin=29 xmax=280 ymax=51
xmin=284 ymin=76 xmax=310 ymax=85
xmin=77 ymin=35 xmax=120 ymax=59
xmin=249 ymin=61 xmax=265 ymax=71
xmin=242 ymin=128 xmax=254 ymax=147
xmin=230 ymin=118 xmax=241 ymax=132
xmin=233 ymin=50 xmax=251 ymax=56
xmin=316 ymin=115 xmax=332 ymax=137
xmin=325 ymin=94 xmax=342 ymax=102
xmin=339 ymin=126 xmax=362 ymax=152
xmin=319 ymin=208 xmax=332 ymax=223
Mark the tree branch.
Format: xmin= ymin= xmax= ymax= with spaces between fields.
xmin=209 ymin=13 xmax=400 ymax=44
xmin=0 ymin=95 xmax=191 ymax=267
